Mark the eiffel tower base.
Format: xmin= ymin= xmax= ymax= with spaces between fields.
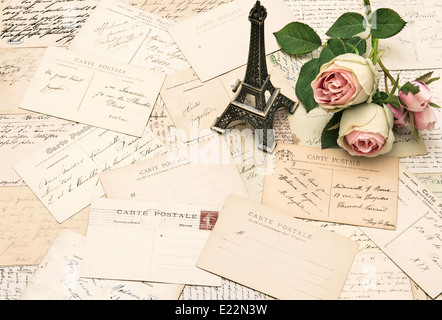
xmin=211 ymin=92 xmax=296 ymax=153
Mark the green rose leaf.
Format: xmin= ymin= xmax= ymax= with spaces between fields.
xmin=372 ymin=90 xmax=390 ymax=105
xmin=321 ymin=112 xmax=343 ymax=149
xmin=371 ymin=8 xmax=406 ymax=39
xmin=326 ymin=12 xmax=367 ymax=38
xmin=295 ymin=58 xmax=320 ymax=112
xmin=426 ymin=77 xmax=440 ymax=85
xmin=415 ymin=71 xmax=440 ymax=86
xmin=344 ymin=36 xmax=367 ymax=56
xmin=384 ymin=95 xmax=401 ymax=109
xmin=318 ymin=38 xmax=347 ymax=65
xmin=415 ymin=71 xmax=433 ymax=83
xmin=400 ymin=81 xmax=421 ymax=95
xmin=273 ymin=22 xmax=322 ymax=55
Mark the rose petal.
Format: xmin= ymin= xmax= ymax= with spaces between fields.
xmin=313 ymin=70 xmax=357 ymax=105
xmin=414 ymin=106 xmax=437 ymax=131
xmin=344 ymin=131 xmax=384 ymax=155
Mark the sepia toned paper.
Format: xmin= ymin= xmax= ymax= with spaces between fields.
xmin=339 ymin=252 xmax=413 ymax=300
xmin=99 ymin=135 xmax=249 ymax=205
xmin=160 ymin=68 xmax=230 ymax=143
xmin=0 ymin=48 xmax=45 ymax=114
xmin=13 ymin=124 xmax=166 ymax=223
xmin=197 ymin=194 xmax=359 ymax=300
xmin=81 ymin=198 xmax=222 ymax=286
xmin=0 ymin=0 xmax=99 ymax=47
xmin=20 ymin=229 xmax=183 ymax=300
xmin=0 ymin=186 xmax=89 ymax=266
xmin=168 ymin=0 xmax=296 ymax=82
xmin=0 ymin=114 xmax=78 ymax=186
xmin=0 ymin=265 xmax=37 ymax=300
xmin=262 ymin=143 xmax=400 ymax=229
xmin=379 ymin=6 xmax=442 ymax=70
xmin=129 ymin=0 xmax=232 ymax=22
xmin=68 ymin=0 xmax=190 ymax=74
xmin=361 ymin=165 xmax=442 ymax=299
xmin=20 ymin=46 xmax=165 ymax=137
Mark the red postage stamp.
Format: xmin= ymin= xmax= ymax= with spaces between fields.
xmin=199 ymin=211 xmax=219 ymax=231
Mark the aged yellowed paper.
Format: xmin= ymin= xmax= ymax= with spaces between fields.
xmin=262 ymin=143 xmax=399 ymax=229
xmin=197 ymin=194 xmax=359 ymax=300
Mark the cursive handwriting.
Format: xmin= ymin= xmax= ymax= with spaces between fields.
xmin=1 ymin=0 xmax=98 ymax=45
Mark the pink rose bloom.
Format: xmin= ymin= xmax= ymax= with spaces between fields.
xmin=311 ymin=53 xmax=378 ymax=113
xmin=344 ymin=131 xmax=386 ymax=156
xmin=337 ymin=103 xmax=394 ymax=157
xmin=399 ymin=81 xmax=432 ymax=112
xmin=386 ymin=103 xmax=409 ymax=128
xmin=413 ymin=106 xmax=437 ymax=131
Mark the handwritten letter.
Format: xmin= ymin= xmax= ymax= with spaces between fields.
xmin=262 ymin=143 xmax=399 ymax=229
xmin=69 ymin=0 xmax=190 ymax=74
xmin=0 ymin=114 xmax=77 ymax=186
xmin=0 ymin=47 xmax=45 ymax=113
xmin=129 ymin=0 xmax=232 ymax=22
xmin=13 ymin=124 xmax=166 ymax=223
xmin=361 ymin=165 xmax=442 ymax=299
xmin=160 ymin=68 xmax=230 ymax=142
xmin=340 ymin=252 xmax=413 ymax=300
xmin=0 ymin=265 xmax=37 ymax=300
xmin=20 ymin=46 xmax=165 ymax=137
xmin=0 ymin=186 xmax=89 ymax=265
xmin=0 ymin=0 xmax=99 ymax=47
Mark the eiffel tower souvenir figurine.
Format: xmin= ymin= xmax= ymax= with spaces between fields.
xmin=211 ymin=0 xmax=297 ymax=153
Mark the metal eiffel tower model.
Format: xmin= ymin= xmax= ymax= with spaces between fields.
xmin=211 ymin=0 xmax=297 ymax=153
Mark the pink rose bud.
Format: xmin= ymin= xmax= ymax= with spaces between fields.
xmin=386 ymin=103 xmax=409 ymax=128
xmin=399 ymin=81 xmax=432 ymax=112
xmin=413 ymin=106 xmax=437 ymax=131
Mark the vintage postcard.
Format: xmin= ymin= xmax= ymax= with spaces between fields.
xmin=361 ymin=165 xmax=442 ymax=299
xmin=0 ymin=114 xmax=78 ymax=186
xmin=0 ymin=0 xmax=99 ymax=47
xmin=13 ymin=124 xmax=166 ymax=223
xmin=197 ymin=194 xmax=359 ymax=300
xmin=380 ymin=6 xmax=442 ymax=70
xmin=416 ymin=172 xmax=442 ymax=199
xmin=20 ymin=46 xmax=165 ymax=137
xmin=262 ymin=143 xmax=399 ymax=230
xmin=168 ymin=0 xmax=296 ymax=81
xmin=160 ymin=68 xmax=230 ymax=143
xmin=68 ymin=0 xmax=190 ymax=74
xmin=81 ymin=198 xmax=222 ymax=286
xmin=0 ymin=186 xmax=89 ymax=266
xmin=20 ymin=229 xmax=184 ymax=300
xmin=98 ymin=135 xmax=249 ymax=205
